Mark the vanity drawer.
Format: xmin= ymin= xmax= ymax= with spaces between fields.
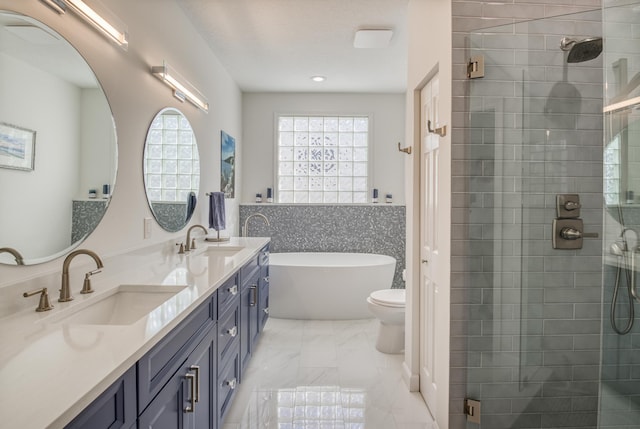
xmin=137 ymin=293 xmax=216 ymax=413
xmin=217 ymin=299 xmax=240 ymax=371
xmin=240 ymin=255 xmax=260 ymax=286
xmin=218 ymin=274 xmax=239 ymax=316
xmin=217 ymin=343 xmax=240 ymax=427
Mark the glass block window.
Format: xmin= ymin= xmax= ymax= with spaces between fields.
xmin=144 ymin=112 xmax=200 ymax=202
xmin=277 ymin=115 xmax=369 ymax=203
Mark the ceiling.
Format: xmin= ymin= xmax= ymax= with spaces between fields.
xmin=176 ymin=0 xmax=409 ymax=93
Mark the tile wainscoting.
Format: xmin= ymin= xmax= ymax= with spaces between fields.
xmin=239 ymin=204 xmax=406 ymax=289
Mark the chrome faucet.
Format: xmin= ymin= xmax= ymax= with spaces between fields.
xmin=60 ymin=249 xmax=104 ymax=302
xmin=185 ymin=224 xmax=207 ymax=251
xmin=242 ymin=213 xmax=270 ymax=237
xmin=0 ymin=247 xmax=24 ymax=265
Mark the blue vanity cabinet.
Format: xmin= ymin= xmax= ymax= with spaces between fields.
xmin=64 ymin=366 xmax=136 ymax=429
xmin=217 ymin=294 xmax=241 ymax=426
xmin=258 ymin=245 xmax=270 ymax=332
xmin=240 ymin=266 xmax=260 ymax=375
xmin=138 ymin=325 xmax=216 ymax=429
xmin=137 ymin=292 xmax=217 ymax=413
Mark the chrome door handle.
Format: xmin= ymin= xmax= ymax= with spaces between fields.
xmin=184 ymin=373 xmax=196 ymax=413
xmin=249 ymin=285 xmax=257 ymax=307
xmin=190 ymin=365 xmax=200 ymax=403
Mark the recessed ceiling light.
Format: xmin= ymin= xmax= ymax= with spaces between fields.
xmin=354 ymin=29 xmax=393 ymax=49
xmin=311 ymin=76 xmax=326 ymax=82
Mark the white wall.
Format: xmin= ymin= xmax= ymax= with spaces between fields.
xmin=0 ymin=52 xmax=80 ymax=260
xmin=79 ymin=88 xmax=116 ymax=198
xmin=0 ymin=0 xmax=242 ymax=286
xmin=242 ymin=92 xmax=405 ymax=203
xmin=404 ymin=1 xmax=451 ymax=428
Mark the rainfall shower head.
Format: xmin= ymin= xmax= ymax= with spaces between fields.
xmin=560 ymin=36 xmax=603 ymax=63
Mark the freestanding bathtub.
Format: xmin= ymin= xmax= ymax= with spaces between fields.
xmin=269 ymin=252 xmax=396 ymax=320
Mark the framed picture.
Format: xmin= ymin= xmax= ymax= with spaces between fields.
xmin=221 ymin=130 xmax=235 ymax=198
xmin=0 ymin=122 xmax=36 ymax=171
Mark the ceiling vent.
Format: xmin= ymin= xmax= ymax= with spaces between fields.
xmin=353 ymin=29 xmax=393 ymax=49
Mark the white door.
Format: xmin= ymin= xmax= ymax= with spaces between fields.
xmin=419 ymin=74 xmax=440 ymax=412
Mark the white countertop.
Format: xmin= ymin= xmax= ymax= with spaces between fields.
xmin=0 ymin=236 xmax=269 ymax=429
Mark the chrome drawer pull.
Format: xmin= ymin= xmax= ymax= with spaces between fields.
xmin=227 ymin=326 xmax=238 ymax=337
xmin=226 ymin=378 xmax=237 ymax=390
xmin=249 ymin=285 xmax=257 ymax=307
xmin=184 ymin=373 xmax=196 ymax=413
xmin=227 ymin=284 xmax=238 ymax=296
xmin=190 ymin=365 xmax=200 ymax=403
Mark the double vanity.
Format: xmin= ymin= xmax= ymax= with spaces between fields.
xmin=0 ymin=237 xmax=270 ymax=429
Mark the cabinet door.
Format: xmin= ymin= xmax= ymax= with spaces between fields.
xmin=139 ymin=327 xmax=216 ymax=429
xmin=240 ymin=269 xmax=259 ymax=375
xmin=258 ymin=265 xmax=269 ymax=332
xmin=65 ymin=367 xmax=136 ymax=429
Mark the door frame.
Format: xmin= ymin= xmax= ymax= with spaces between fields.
xmin=403 ymin=63 xmax=451 ymax=429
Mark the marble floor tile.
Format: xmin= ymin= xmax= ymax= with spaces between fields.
xmin=224 ymin=318 xmax=435 ymax=429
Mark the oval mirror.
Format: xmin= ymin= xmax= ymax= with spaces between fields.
xmin=0 ymin=11 xmax=117 ymax=265
xmin=143 ymin=108 xmax=200 ymax=232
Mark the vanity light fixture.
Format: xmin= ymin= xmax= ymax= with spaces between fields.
xmin=40 ymin=0 xmax=128 ymax=49
xmin=152 ymin=62 xmax=209 ymax=113
xmin=40 ymin=0 xmax=67 ymax=14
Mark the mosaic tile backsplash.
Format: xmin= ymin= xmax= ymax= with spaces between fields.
xmin=72 ymin=200 xmax=108 ymax=243
xmin=239 ymin=204 xmax=406 ymax=289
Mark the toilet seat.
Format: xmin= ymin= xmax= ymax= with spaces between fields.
xmin=369 ymin=289 xmax=405 ymax=308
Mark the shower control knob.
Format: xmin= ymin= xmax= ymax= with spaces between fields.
xmin=560 ymin=227 xmax=599 ymax=240
xmin=560 ymin=227 xmax=582 ymax=240
xmin=564 ymin=201 xmax=581 ymax=211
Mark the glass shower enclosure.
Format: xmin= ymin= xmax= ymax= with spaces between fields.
xmin=459 ymin=4 xmax=640 ymax=428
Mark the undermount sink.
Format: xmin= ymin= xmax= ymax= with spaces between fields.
xmin=204 ymin=246 xmax=245 ymax=257
xmin=45 ymin=284 xmax=187 ymax=326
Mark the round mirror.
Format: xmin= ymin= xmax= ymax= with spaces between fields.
xmin=143 ymin=108 xmax=200 ymax=232
xmin=0 ymin=11 xmax=117 ymax=265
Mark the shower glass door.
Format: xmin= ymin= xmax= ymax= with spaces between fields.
xmin=600 ymin=1 xmax=640 ymax=427
xmin=464 ymin=9 xmax=606 ymax=428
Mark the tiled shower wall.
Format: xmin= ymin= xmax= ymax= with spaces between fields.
xmin=239 ymin=204 xmax=405 ymax=289
xmin=451 ymin=2 xmax=604 ymax=428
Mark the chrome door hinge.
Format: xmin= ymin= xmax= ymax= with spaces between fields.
xmin=464 ymin=398 xmax=481 ymax=424
xmin=467 ymin=56 xmax=485 ymax=79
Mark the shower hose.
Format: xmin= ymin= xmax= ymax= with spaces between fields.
xmin=611 ymin=253 xmax=635 ymax=335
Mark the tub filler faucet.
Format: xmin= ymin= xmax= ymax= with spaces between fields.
xmin=0 ymin=247 xmax=24 ymax=265
xmin=242 ymin=213 xmax=270 ymax=237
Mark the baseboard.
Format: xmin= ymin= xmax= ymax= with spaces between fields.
xmin=402 ymin=361 xmax=419 ymax=391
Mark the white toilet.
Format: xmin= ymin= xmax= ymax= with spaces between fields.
xmin=367 ymin=289 xmax=406 ymax=354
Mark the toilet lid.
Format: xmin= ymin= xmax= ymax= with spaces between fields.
xmin=369 ymin=289 xmax=405 ymax=307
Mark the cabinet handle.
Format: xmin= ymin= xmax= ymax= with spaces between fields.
xmin=263 ymin=307 xmax=269 ymax=315
xmin=249 ymin=285 xmax=257 ymax=307
xmin=226 ymin=378 xmax=237 ymax=390
xmin=227 ymin=284 xmax=238 ymax=296
xmin=263 ymin=276 xmax=269 ymax=283
xmin=227 ymin=326 xmax=238 ymax=337
xmin=190 ymin=365 xmax=200 ymax=403
xmin=184 ymin=373 xmax=196 ymax=413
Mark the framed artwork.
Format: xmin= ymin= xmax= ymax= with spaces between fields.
xmin=221 ymin=130 xmax=235 ymax=198
xmin=0 ymin=122 xmax=36 ymax=171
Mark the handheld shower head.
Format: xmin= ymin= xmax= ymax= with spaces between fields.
xmin=560 ymin=36 xmax=603 ymax=63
